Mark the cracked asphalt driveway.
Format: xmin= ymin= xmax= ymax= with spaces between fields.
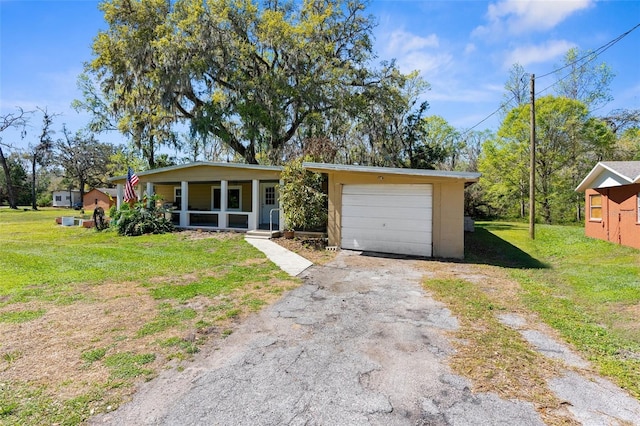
xmin=95 ymin=250 xmax=551 ymax=425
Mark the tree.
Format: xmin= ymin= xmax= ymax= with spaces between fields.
xmin=480 ymin=96 xmax=615 ymax=223
xmin=25 ymin=108 xmax=58 ymax=210
xmin=554 ymin=47 xmax=614 ymax=112
xmin=502 ymin=63 xmax=530 ymax=115
xmin=87 ymin=0 xmax=410 ymax=165
xmin=0 ymin=108 xmax=30 ymax=209
xmin=57 ymin=126 xmax=115 ymax=201
xmin=419 ymin=115 xmax=459 ymax=170
xmin=0 ymin=152 xmax=28 ymax=207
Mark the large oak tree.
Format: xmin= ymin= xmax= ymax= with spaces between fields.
xmin=87 ymin=0 xmax=411 ymax=165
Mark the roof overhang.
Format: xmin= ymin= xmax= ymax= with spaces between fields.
xmin=303 ymin=162 xmax=481 ymax=184
xmin=576 ymin=161 xmax=640 ymax=192
xmin=109 ymin=161 xmax=283 ymax=184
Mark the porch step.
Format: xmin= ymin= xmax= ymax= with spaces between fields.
xmin=245 ymin=229 xmax=281 ymax=240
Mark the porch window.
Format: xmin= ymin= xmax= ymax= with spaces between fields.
xmin=590 ymin=194 xmax=602 ymax=220
xmin=211 ymin=186 xmax=242 ymax=211
xmin=174 ymin=187 xmax=182 ymax=208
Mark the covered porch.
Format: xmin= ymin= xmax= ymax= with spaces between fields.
xmin=113 ymin=162 xmax=284 ymax=233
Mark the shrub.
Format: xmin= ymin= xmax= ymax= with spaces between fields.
xmin=111 ymin=195 xmax=174 ymax=236
xmin=279 ymin=157 xmax=327 ymax=231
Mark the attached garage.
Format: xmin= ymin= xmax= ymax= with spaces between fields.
xmin=304 ymin=162 xmax=480 ymax=259
xmin=341 ymin=184 xmax=433 ymax=256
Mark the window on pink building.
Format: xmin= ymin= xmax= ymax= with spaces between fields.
xmin=590 ymin=194 xmax=602 ymax=220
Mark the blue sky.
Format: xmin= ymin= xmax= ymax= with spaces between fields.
xmin=1 ymin=0 xmax=639 ymax=151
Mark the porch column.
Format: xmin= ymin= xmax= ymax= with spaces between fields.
xmin=180 ymin=181 xmax=188 ymax=227
xmin=250 ymin=179 xmax=259 ymax=230
xmin=146 ymin=182 xmax=154 ymax=208
xmin=219 ymin=180 xmax=228 ymax=229
xmin=116 ymin=184 xmax=123 ymax=209
xmin=278 ymin=179 xmax=284 ymax=231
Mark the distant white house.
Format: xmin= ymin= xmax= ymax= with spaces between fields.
xmin=52 ymin=190 xmax=81 ymax=208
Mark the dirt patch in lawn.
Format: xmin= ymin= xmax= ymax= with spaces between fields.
xmin=0 ymin=257 xmax=299 ymax=421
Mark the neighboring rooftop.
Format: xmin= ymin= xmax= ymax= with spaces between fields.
xmin=576 ymin=161 xmax=640 ymax=192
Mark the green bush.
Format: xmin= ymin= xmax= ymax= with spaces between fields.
xmin=279 ymin=157 xmax=327 ymax=231
xmin=111 ymin=195 xmax=174 ymax=236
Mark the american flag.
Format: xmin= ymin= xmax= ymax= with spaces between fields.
xmin=124 ymin=167 xmax=139 ymax=202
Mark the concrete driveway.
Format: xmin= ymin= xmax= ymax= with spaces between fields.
xmin=94 ymin=251 xmax=639 ymax=425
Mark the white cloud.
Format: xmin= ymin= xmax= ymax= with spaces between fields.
xmin=464 ymin=43 xmax=477 ymax=55
xmin=503 ymin=39 xmax=576 ymax=68
xmin=475 ymin=0 xmax=593 ymax=36
xmin=387 ymin=30 xmax=439 ymax=54
xmin=380 ymin=29 xmax=452 ymax=76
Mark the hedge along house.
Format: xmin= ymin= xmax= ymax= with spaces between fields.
xmin=303 ymin=162 xmax=480 ymax=259
xmin=576 ymin=161 xmax=640 ymax=250
xmin=110 ymin=162 xmax=284 ymax=232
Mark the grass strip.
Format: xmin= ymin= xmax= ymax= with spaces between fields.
xmin=423 ymin=278 xmax=578 ymax=425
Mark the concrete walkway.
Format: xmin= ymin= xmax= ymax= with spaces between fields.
xmin=245 ymin=237 xmax=313 ymax=276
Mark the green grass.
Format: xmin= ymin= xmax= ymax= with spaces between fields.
xmin=468 ymin=222 xmax=640 ymax=398
xmin=0 ymin=309 xmax=45 ymax=323
xmin=103 ymin=352 xmax=156 ymax=380
xmin=0 ymin=208 xmax=282 ymax=304
xmin=136 ymin=303 xmax=197 ymax=337
xmin=0 ymin=207 xmax=293 ymax=425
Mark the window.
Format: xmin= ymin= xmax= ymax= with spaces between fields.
xmin=637 ymin=193 xmax=640 ymax=223
xmin=55 ymin=195 xmax=62 ymax=202
xmin=590 ymin=193 xmax=602 ymax=220
xmin=212 ymin=185 xmax=242 ymax=211
xmin=265 ymin=186 xmax=275 ymax=205
xmin=174 ymin=187 xmax=182 ymax=208
xmin=228 ymin=187 xmax=241 ymax=210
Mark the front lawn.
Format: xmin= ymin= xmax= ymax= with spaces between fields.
xmin=0 ymin=208 xmax=296 ymax=425
xmin=468 ymin=222 xmax=640 ymax=397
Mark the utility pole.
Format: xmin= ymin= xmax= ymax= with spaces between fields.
xmin=529 ymin=74 xmax=536 ymax=239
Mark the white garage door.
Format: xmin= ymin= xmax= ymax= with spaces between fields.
xmin=341 ymin=184 xmax=432 ymax=256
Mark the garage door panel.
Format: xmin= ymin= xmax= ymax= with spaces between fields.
xmin=342 ymin=228 xmax=432 ymax=245
xmin=341 ymin=206 xmax=433 ymax=222
xmin=344 ymin=238 xmax=431 ymax=257
xmin=341 ymin=184 xmax=432 ymax=257
xmin=342 ymin=184 xmax=433 ymax=196
xmin=342 ymin=194 xmax=432 ymax=209
xmin=342 ymin=216 xmax=431 ymax=232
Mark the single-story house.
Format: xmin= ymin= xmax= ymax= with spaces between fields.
xmin=83 ymin=188 xmax=117 ymax=212
xmin=576 ymin=161 xmax=640 ymax=249
xmin=110 ymin=161 xmax=480 ymax=259
xmin=52 ymin=190 xmax=81 ymax=208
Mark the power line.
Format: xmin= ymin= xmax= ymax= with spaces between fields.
xmin=460 ymin=22 xmax=640 ymax=136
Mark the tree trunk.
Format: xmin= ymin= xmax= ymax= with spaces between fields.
xmin=0 ymin=146 xmax=17 ymax=209
xmin=31 ymin=156 xmax=38 ymax=210
xmin=576 ymin=202 xmax=581 ymax=222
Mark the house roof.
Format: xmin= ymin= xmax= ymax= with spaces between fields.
xmin=303 ymin=162 xmax=481 ymax=182
xmin=92 ymin=188 xmax=118 ymax=197
xmin=575 ymin=161 xmax=640 ymax=192
xmin=109 ymin=161 xmax=283 ymax=183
